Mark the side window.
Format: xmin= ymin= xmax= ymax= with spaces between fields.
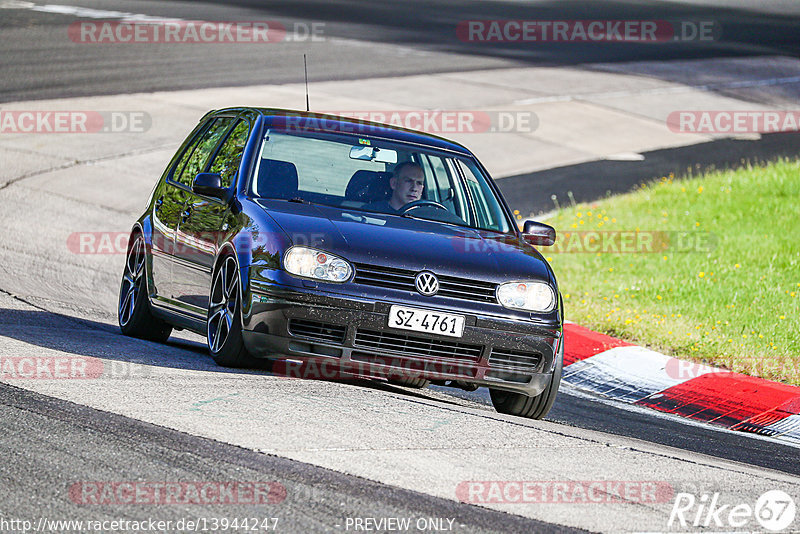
xmin=173 ymin=118 xmax=233 ymax=187
xmin=209 ymin=120 xmax=250 ymax=188
xmin=457 ymin=160 xmax=508 ymax=232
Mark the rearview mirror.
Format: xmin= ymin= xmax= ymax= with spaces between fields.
xmin=349 ymin=145 xmax=398 ymax=164
xmin=522 ymin=220 xmax=556 ymax=246
xmin=192 ymin=173 xmax=228 ymax=200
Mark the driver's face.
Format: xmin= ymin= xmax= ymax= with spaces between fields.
xmin=390 ymin=167 xmax=424 ymax=208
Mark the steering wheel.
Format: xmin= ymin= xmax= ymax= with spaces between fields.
xmin=399 ymin=199 xmax=448 ymax=213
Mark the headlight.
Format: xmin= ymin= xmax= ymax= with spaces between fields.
xmin=284 ymin=247 xmax=352 ymax=283
xmin=496 ymin=281 xmax=556 ymax=312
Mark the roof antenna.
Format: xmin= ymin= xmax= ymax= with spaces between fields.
xmin=303 ymin=54 xmax=310 ymax=112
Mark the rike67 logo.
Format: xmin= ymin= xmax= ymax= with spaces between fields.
xmin=669 ymin=490 xmax=796 ymax=531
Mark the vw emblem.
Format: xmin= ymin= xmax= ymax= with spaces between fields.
xmin=415 ymin=271 xmax=439 ymax=296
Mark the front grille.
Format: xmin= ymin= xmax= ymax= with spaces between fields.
xmin=353 ymin=263 xmax=497 ymax=303
xmin=353 ymin=328 xmax=483 ymax=362
xmin=287 ymin=319 xmax=347 ymax=344
xmin=489 ymin=348 xmax=542 ymax=372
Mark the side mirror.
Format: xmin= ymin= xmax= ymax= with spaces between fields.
xmin=192 ymin=173 xmax=228 ymax=200
xmin=522 ymin=220 xmax=556 ymax=246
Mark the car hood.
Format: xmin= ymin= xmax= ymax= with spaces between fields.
xmin=255 ymin=200 xmax=553 ymax=284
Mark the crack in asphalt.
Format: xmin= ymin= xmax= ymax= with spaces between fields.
xmin=0 ymin=144 xmax=169 ymax=192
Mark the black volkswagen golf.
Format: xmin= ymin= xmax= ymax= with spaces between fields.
xmin=118 ymin=107 xmax=564 ymax=419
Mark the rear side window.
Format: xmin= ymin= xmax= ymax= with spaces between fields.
xmin=173 ymin=117 xmax=234 ymax=187
xmin=209 ymin=120 xmax=250 ymax=188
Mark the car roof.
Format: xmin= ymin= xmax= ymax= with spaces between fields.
xmin=209 ymin=107 xmax=474 ymax=156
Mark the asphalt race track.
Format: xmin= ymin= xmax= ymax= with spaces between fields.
xmin=1 ymin=1 xmax=800 ymax=533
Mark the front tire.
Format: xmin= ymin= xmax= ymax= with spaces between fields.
xmin=490 ymin=339 xmax=563 ymax=419
xmin=118 ymin=233 xmax=172 ymax=343
xmin=207 ymin=255 xmax=256 ymax=368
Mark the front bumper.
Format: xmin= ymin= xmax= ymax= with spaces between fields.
xmin=243 ymin=281 xmax=562 ymax=396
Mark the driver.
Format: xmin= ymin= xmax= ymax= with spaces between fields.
xmin=365 ymin=162 xmax=424 ymax=213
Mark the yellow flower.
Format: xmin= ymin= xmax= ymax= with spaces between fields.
xmin=780 ymin=315 xmax=786 ymax=320
xmin=697 ymin=186 xmax=704 ymax=193
xmin=656 ymin=295 xmax=662 ymax=300
xmin=571 ymin=223 xmax=577 ymax=229
xmin=695 ymin=222 xmax=700 ymax=227
xmin=734 ymin=264 xmax=740 ymax=269
xmin=663 ymin=255 xmax=668 ymax=261
xmin=698 ymin=272 xmax=705 ymax=278
xmin=608 ymin=267 xmax=614 ymax=272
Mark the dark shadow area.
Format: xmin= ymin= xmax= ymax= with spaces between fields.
xmin=3 ymin=306 xmax=799 ymax=475
xmin=498 ymin=130 xmax=800 ymax=216
xmin=425 ymin=382 xmax=800 ymax=475
xmin=548 ymin=390 xmax=800 ymax=476
xmin=0 ymin=307 xmax=464 ymax=401
xmin=0 ymin=306 xmax=251 ymax=373
xmin=6 ymin=0 xmax=800 ymax=102
xmin=185 ymin=0 xmax=800 ymax=64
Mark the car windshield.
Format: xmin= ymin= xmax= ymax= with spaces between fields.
xmin=249 ymin=130 xmax=511 ymax=233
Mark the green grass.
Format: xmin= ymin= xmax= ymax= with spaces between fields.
xmin=543 ymin=159 xmax=800 ymax=385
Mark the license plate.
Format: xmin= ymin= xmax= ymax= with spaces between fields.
xmin=388 ymin=305 xmax=465 ymax=338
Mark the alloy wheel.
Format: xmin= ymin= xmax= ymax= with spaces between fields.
xmin=208 ymin=256 xmax=239 ymax=353
xmin=118 ymin=236 xmax=145 ymax=326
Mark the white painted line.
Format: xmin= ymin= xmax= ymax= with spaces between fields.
xmin=605 ymin=152 xmax=645 ymax=161
xmin=1 ymin=1 xmax=184 ymax=22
